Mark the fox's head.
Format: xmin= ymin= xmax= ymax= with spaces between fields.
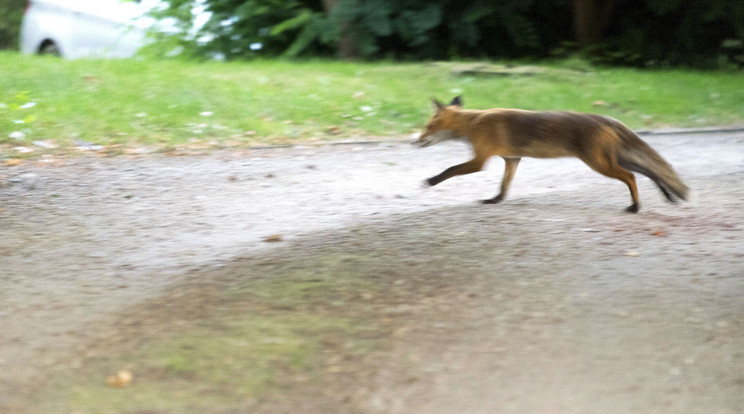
xmin=414 ymin=96 xmax=463 ymax=148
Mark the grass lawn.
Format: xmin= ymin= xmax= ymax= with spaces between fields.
xmin=2 ymin=52 xmax=744 ymax=155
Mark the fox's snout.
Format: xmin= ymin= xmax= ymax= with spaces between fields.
xmin=413 ymin=132 xmax=433 ymax=147
xmin=414 ymin=129 xmax=456 ymax=148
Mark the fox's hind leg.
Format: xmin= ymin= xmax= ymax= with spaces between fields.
xmin=583 ymin=154 xmax=640 ymax=213
xmin=483 ymin=157 xmax=521 ymax=204
xmin=617 ymin=158 xmax=677 ymax=203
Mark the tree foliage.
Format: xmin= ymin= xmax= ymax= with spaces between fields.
xmin=603 ymin=0 xmax=744 ymax=67
xmin=153 ymin=0 xmax=567 ymax=60
xmin=0 ymin=0 xmax=26 ymax=50
xmin=149 ymin=0 xmax=743 ymax=67
xmin=327 ymin=0 xmax=566 ymax=59
xmin=147 ymin=0 xmax=331 ymax=59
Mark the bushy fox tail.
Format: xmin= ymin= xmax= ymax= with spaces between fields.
xmin=616 ymin=132 xmax=689 ymax=203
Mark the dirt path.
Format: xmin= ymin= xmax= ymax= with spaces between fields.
xmin=1 ymin=132 xmax=743 ymax=412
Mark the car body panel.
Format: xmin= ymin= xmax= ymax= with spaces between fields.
xmin=20 ymin=0 xmax=154 ymax=59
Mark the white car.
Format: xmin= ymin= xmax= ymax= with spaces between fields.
xmin=20 ymin=0 xmax=163 ymax=59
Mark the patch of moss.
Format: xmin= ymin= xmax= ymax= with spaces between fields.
xmin=32 ymin=253 xmax=383 ymax=414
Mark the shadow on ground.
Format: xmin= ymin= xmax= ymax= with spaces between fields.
xmin=15 ymin=188 xmax=744 ymax=413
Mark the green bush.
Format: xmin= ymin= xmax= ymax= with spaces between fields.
xmin=148 ymin=0 xmax=743 ymax=68
xmin=148 ymin=0 xmax=333 ymax=59
xmin=328 ymin=0 xmax=567 ymax=59
xmin=0 ymin=0 xmax=26 ymax=50
xmin=597 ymin=0 xmax=744 ymax=67
xmin=150 ymin=0 xmax=568 ymax=60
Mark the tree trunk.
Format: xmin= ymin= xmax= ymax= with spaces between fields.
xmin=321 ymin=0 xmax=356 ymax=59
xmin=573 ymin=0 xmax=615 ymax=49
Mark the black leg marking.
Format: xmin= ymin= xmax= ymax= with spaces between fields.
xmin=481 ymin=194 xmax=505 ymax=204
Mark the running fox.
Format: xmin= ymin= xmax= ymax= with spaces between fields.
xmin=415 ymin=96 xmax=688 ymax=212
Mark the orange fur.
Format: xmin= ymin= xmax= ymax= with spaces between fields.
xmin=416 ymin=97 xmax=688 ymax=212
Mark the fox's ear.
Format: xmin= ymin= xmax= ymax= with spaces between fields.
xmin=449 ymin=96 xmax=463 ymax=107
xmin=431 ymin=97 xmax=445 ymax=112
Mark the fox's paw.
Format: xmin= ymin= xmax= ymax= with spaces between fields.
xmin=481 ymin=194 xmax=505 ymax=205
xmin=625 ymin=203 xmax=640 ymax=213
xmin=422 ymin=178 xmax=435 ymax=188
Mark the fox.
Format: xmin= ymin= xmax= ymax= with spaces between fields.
xmin=415 ymin=96 xmax=688 ymax=213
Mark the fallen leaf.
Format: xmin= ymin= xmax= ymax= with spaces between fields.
xmin=652 ymin=229 xmax=666 ymax=237
xmin=5 ymin=159 xmax=23 ymax=166
xmin=107 ymin=370 xmax=133 ymax=388
xmin=624 ymin=251 xmax=640 ymax=257
xmin=264 ymin=234 xmax=282 ymax=243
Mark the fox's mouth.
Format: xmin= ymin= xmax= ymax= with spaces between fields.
xmin=414 ymin=136 xmax=435 ymax=148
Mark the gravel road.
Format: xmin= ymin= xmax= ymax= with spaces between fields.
xmin=1 ymin=131 xmax=743 ymax=412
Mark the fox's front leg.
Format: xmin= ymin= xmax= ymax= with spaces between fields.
xmin=425 ymin=157 xmax=486 ymax=187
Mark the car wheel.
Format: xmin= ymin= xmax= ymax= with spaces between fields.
xmin=39 ymin=40 xmax=61 ymax=57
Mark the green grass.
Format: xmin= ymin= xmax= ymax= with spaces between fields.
xmin=2 ymin=52 xmax=744 ymax=154
xmin=38 ymin=315 xmax=360 ymax=413
xmin=31 ymin=253 xmax=385 ymax=414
